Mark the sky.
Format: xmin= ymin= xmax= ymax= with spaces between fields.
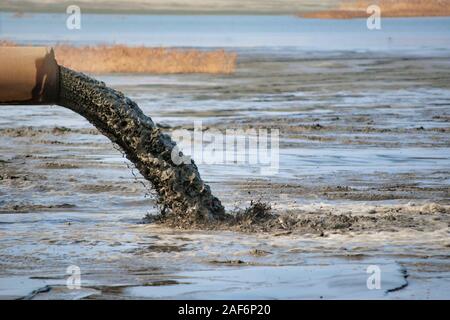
xmin=0 ymin=0 xmax=339 ymax=14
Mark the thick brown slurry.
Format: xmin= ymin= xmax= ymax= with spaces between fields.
xmin=58 ymin=66 xmax=226 ymax=223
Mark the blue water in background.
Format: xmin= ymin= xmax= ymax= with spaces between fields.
xmin=1 ymin=13 xmax=449 ymax=55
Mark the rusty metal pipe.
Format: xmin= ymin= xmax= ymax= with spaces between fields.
xmin=0 ymin=47 xmax=59 ymax=104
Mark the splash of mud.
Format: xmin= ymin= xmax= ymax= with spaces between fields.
xmin=58 ymin=66 xmax=225 ymax=222
xmin=57 ymin=67 xmax=283 ymax=230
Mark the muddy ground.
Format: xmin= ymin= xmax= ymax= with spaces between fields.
xmin=1 ymin=52 xmax=449 ymax=299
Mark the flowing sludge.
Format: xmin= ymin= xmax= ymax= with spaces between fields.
xmin=58 ymin=66 xmax=226 ymax=224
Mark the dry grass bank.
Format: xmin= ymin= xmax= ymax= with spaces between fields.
xmin=300 ymin=0 xmax=450 ymax=19
xmin=55 ymin=45 xmax=237 ymax=74
xmin=0 ymin=42 xmax=237 ymax=74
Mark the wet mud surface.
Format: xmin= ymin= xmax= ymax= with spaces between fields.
xmin=1 ymin=52 xmax=450 ymax=299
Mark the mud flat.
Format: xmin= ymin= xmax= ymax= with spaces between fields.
xmin=1 ymin=51 xmax=450 ymax=299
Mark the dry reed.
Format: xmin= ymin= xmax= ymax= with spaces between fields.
xmin=54 ymin=45 xmax=236 ymax=74
xmin=0 ymin=42 xmax=237 ymax=74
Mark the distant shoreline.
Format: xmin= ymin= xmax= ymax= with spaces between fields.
xmin=299 ymin=10 xmax=450 ymax=19
xmin=0 ymin=9 xmax=293 ymax=16
xmin=300 ymin=0 xmax=450 ymax=19
xmin=0 ymin=9 xmax=450 ymax=20
xmin=2 ymin=9 xmax=450 ymax=19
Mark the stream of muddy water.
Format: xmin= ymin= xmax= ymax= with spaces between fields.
xmin=58 ymin=66 xmax=225 ymax=225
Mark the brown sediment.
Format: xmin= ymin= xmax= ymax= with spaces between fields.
xmin=0 ymin=126 xmax=99 ymax=137
xmin=299 ymin=0 xmax=450 ymax=19
xmin=58 ymin=66 xmax=226 ymax=222
xmin=0 ymin=203 xmax=76 ymax=214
